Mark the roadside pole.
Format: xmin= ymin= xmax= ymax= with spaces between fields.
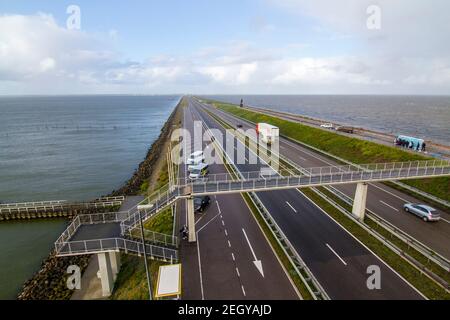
xmin=139 ymin=208 xmax=153 ymax=300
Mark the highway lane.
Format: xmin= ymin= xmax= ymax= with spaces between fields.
xmin=203 ymin=100 xmax=450 ymax=259
xmin=179 ymin=102 xmax=299 ymax=300
xmin=190 ymin=97 xmax=424 ymax=300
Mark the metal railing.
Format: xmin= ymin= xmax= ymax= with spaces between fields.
xmin=125 ymin=228 xmax=178 ymax=248
xmin=0 ymin=199 xmax=124 ymax=214
xmin=56 ymin=237 xmax=178 ymax=261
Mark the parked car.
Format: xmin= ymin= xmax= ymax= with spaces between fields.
xmin=403 ymin=203 xmax=440 ymax=222
xmin=320 ymin=123 xmax=334 ymax=129
xmin=237 ymin=123 xmax=243 ymax=128
xmin=336 ymin=126 xmax=354 ymax=134
xmin=194 ymin=196 xmax=211 ymax=212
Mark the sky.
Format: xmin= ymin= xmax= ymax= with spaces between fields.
xmin=0 ymin=0 xmax=449 ymax=95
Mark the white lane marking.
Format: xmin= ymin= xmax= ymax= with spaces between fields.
xmin=242 ymin=228 xmax=265 ymax=277
xmin=216 ymin=200 xmax=222 ymax=214
xmin=325 ymin=243 xmax=347 ymax=266
xmin=225 ymin=229 xmax=228 ymax=236
xmin=379 ymin=200 xmax=399 ymax=212
xmin=369 ymin=183 xmax=409 ymax=202
xmin=241 ymin=285 xmax=246 ymax=297
xmin=441 ymin=217 xmax=450 ymax=224
xmin=221 ymin=220 xmax=225 ymax=226
xmin=236 ymin=267 xmax=240 ymax=277
xmin=228 ymin=240 xmax=231 ymax=248
xmin=286 ymin=201 xmax=298 ymax=213
xmin=231 ymin=253 xmax=235 ymax=261
xmin=196 ymin=213 xmax=220 ymax=233
xmin=196 ymin=235 xmax=205 ymax=300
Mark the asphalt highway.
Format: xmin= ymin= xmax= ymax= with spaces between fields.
xmin=190 ymin=97 xmax=424 ymax=300
xmin=179 ymin=102 xmax=299 ymax=300
xmin=204 ymin=100 xmax=450 ymax=259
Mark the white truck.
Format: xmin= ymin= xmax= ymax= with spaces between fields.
xmin=256 ymin=123 xmax=279 ymax=145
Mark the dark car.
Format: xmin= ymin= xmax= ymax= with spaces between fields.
xmin=237 ymin=124 xmax=243 ymax=128
xmin=194 ymin=196 xmax=211 ymax=213
xmin=336 ymin=126 xmax=354 ymax=134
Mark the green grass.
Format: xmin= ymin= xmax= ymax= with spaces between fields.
xmin=144 ymin=207 xmax=174 ymax=235
xmin=302 ymin=188 xmax=450 ymax=300
xmin=212 ymin=101 xmax=449 ymax=202
xmin=111 ymin=162 xmax=174 ymax=300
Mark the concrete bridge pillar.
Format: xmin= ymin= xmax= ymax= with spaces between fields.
xmin=352 ymin=182 xmax=368 ymax=222
xmin=187 ymin=197 xmax=196 ymax=242
xmin=97 ymin=252 xmax=121 ymax=297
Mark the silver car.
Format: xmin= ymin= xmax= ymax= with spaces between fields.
xmin=403 ymin=203 xmax=440 ymax=222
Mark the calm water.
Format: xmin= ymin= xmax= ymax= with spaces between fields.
xmin=0 ymin=95 xmax=179 ymax=299
xmin=206 ymin=95 xmax=450 ymax=145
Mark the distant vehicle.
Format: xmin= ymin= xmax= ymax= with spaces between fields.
xmin=194 ymin=196 xmax=211 ymax=212
xmin=256 ymin=123 xmax=279 ymax=145
xmin=320 ymin=123 xmax=334 ymax=129
xmin=394 ymin=135 xmax=425 ymax=151
xmin=403 ymin=203 xmax=440 ymax=222
xmin=187 ymin=151 xmax=205 ymax=166
xmin=189 ymin=163 xmax=209 ymax=180
xmin=237 ymin=124 xmax=243 ymax=128
xmin=336 ymin=126 xmax=354 ymax=134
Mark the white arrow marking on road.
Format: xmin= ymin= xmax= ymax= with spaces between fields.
xmin=242 ymin=228 xmax=264 ymax=277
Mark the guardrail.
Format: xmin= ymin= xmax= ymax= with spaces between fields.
xmin=0 ymin=200 xmax=123 ymax=215
xmin=0 ymin=200 xmax=68 ymax=208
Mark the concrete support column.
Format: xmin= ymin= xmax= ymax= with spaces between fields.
xmin=352 ymin=182 xmax=368 ymax=222
xmin=187 ymin=197 xmax=196 ymax=242
xmin=109 ymin=251 xmax=121 ymax=281
xmin=97 ymin=252 xmax=114 ymax=297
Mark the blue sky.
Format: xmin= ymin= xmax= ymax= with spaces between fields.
xmin=0 ymin=0 xmax=449 ymax=94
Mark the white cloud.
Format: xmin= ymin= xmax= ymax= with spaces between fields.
xmin=0 ymin=9 xmax=449 ymax=95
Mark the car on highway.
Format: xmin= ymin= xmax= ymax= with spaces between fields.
xmin=320 ymin=123 xmax=334 ymax=129
xmin=336 ymin=126 xmax=354 ymax=134
xmin=194 ymin=196 xmax=211 ymax=212
xmin=189 ymin=163 xmax=209 ymax=180
xmin=187 ymin=151 xmax=205 ymax=165
xmin=403 ymin=203 xmax=440 ymax=222
xmin=237 ymin=123 xmax=243 ymax=128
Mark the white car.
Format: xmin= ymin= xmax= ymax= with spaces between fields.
xmin=187 ymin=151 xmax=205 ymax=165
xmin=320 ymin=123 xmax=334 ymax=129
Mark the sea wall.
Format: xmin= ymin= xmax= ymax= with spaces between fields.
xmin=17 ymin=98 xmax=183 ymax=300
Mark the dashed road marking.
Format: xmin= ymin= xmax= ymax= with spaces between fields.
xmin=228 ymin=240 xmax=231 ymax=248
xmin=326 ymin=243 xmax=347 ymax=266
xmin=379 ymin=200 xmax=399 ymax=212
xmin=231 ymin=253 xmax=235 ymax=261
xmin=241 ymin=285 xmax=246 ymax=296
xmin=286 ymin=201 xmax=298 ymax=213
xmin=236 ymin=267 xmax=240 ymax=277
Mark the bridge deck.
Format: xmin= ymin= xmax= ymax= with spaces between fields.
xmin=70 ymin=222 xmax=121 ymax=241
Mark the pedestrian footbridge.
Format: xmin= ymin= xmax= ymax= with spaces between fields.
xmin=53 ymin=159 xmax=449 ymax=296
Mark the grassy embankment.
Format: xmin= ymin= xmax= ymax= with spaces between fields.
xmin=210 ymin=101 xmax=449 ymax=203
